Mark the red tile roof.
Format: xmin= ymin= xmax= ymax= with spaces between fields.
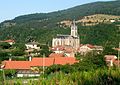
xmin=54 ymin=57 xmax=79 ymax=65
xmin=79 ymin=44 xmax=95 ymax=49
xmin=2 ymin=61 xmax=31 ymax=70
xmin=49 ymin=53 xmax=64 ymax=58
xmin=51 ymin=45 xmax=74 ymax=53
xmin=87 ymin=44 xmax=95 ymax=49
xmin=64 ymin=48 xmax=73 ymax=53
xmin=114 ymin=60 xmax=120 ymax=66
xmin=113 ymin=48 xmax=120 ymax=51
xmin=3 ymin=40 xmax=15 ymax=43
xmin=31 ymin=58 xmax=54 ymax=67
xmin=51 ymin=45 xmax=65 ymax=51
xmin=104 ymin=55 xmax=117 ymax=61
xmin=1 ymin=57 xmax=79 ymax=70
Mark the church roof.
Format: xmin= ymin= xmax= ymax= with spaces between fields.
xmin=55 ymin=34 xmax=79 ymax=39
xmin=56 ymin=34 xmax=70 ymax=38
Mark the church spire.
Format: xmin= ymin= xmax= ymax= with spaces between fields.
xmin=71 ymin=20 xmax=78 ymax=37
xmin=73 ymin=19 xmax=76 ymax=26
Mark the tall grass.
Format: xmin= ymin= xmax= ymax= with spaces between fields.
xmin=3 ymin=68 xmax=119 ymax=85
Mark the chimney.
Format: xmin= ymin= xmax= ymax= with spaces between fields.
xmin=57 ymin=48 xmax=59 ymax=51
xmin=9 ymin=57 xmax=12 ymax=61
xmin=110 ymin=60 xmax=113 ymax=66
xmin=29 ymin=56 xmax=32 ymax=61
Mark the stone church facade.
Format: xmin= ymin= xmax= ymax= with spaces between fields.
xmin=52 ymin=20 xmax=80 ymax=50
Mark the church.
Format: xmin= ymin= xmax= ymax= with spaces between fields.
xmin=52 ymin=20 xmax=80 ymax=51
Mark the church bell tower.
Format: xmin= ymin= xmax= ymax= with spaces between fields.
xmin=71 ymin=20 xmax=78 ymax=37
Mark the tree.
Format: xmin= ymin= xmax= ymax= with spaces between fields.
xmin=45 ymin=65 xmax=62 ymax=75
xmin=73 ymin=53 xmax=106 ymax=71
xmin=10 ymin=50 xmax=25 ymax=56
xmin=103 ymin=46 xmax=118 ymax=55
xmin=4 ymin=70 xmax=16 ymax=78
xmin=12 ymin=43 xmax=26 ymax=51
xmin=11 ymin=43 xmax=26 ymax=56
xmin=0 ymin=42 xmax=11 ymax=49
xmin=0 ymin=51 xmax=9 ymax=62
xmin=40 ymin=45 xmax=52 ymax=57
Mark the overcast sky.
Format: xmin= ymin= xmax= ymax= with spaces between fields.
xmin=0 ymin=0 xmax=113 ymax=22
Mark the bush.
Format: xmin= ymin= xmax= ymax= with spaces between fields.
xmin=12 ymin=43 xmax=26 ymax=51
xmin=0 ymin=51 xmax=9 ymax=62
xmin=0 ymin=42 xmax=11 ymax=49
xmin=11 ymin=50 xmax=25 ymax=56
xmin=4 ymin=70 xmax=17 ymax=78
xmin=40 ymin=45 xmax=52 ymax=57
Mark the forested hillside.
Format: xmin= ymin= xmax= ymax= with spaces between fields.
xmin=0 ymin=0 xmax=120 ymax=47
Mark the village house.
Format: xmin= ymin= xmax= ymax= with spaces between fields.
xmin=110 ymin=19 xmax=116 ymax=23
xmin=1 ymin=55 xmax=79 ymax=77
xmin=104 ymin=55 xmax=118 ymax=67
xmin=0 ymin=39 xmax=15 ymax=45
xmin=51 ymin=45 xmax=75 ymax=57
xmin=78 ymin=44 xmax=103 ymax=55
xmin=78 ymin=44 xmax=94 ymax=55
xmin=25 ymin=42 xmax=40 ymax=50
xmin=51 ymin=44 xmax=103 ymax=57
xmin=49 ymin=53 xmax=64 ymax=58
xmin=51 ymin=45 xmax=65 ymax=54
xmin=114 ymin=60 xmax=120 ymax=67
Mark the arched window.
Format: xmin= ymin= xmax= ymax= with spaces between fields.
xmin=57 ymin=41 xmax=59 ymax=45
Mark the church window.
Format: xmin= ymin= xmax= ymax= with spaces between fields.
xmin=72 ymin=31 xmax=74 ymax=36
xmin=70 ymin=40 xmax=72 ymax=44
xmin=71 ymin=26 xmax=74 ymax=30
xmin=54 ymin=42 xmax=56 ymax=46
xmin=57 ymin=41 xmax=59 ymax=45
xmin=75 ymin=32 xmax=77 ymax=36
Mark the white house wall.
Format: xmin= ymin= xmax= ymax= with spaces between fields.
xmin=17 ymin=73 xmax=40 ymax=77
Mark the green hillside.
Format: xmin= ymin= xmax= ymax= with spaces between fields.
xmin=2 ymin=0 xmax=120 ymax=23
xmin=0 ymin=0 xmax=120 ymax=47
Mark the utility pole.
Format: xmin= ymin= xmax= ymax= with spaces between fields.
xmin=118 ymin=42 xmax=120 ymax=68
xmin=43 ymin=54 xmax=45 ymax=79
xmin=2 ymin=68 xmax=6 ymax=85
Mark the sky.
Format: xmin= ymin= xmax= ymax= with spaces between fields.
xmin=0 ymin=0 xmax=113 ymax=22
